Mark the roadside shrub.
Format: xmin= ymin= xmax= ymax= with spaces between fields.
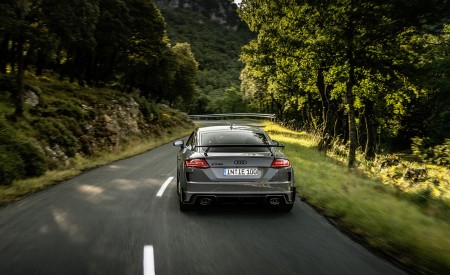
xmin=411 ymin=137 xmax=434 ymax=162
xmin=32 ymin=99 xmax=85 ymax=121
xmin=412 ymin=137 xmax=450 ymax=166
xmin=0 ymin=74 xmax=16 ymax=92
xmin=433 ymin=139 xmax=450 ymax=167
xmin=62 ymin=117 xmax=84 ymax=138
xmin=0 ymin=124 xmax=47 ymax=185
xmin=15 ymin=142 xmax=47 ymax=177
xmin=0 ymin=145 xmax=24 ymax=185
xmin=47 ymin=81 xmax=75 ymax=93
xmin=134 ymin=96 xmax=156 ymax=120
xmin=34 ymin=118 xmax=78 ymax=157
xmin=53 ymin=100 xmax=85 ymax=120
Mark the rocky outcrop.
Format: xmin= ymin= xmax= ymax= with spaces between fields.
xmin=76 ymin=98 xmax=192 ymax=157
xmin=80 ymin=97 xmax=149 ymax=154
xmin=26 ymin=90 xmax=193 ymax=169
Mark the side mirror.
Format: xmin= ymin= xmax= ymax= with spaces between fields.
xmin=272 ymin=140 xmax=280 ymax=146
xmin=173 ymin=140 xmax=184 ymax=147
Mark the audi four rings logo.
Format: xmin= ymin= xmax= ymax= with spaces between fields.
xmin=234 ymin=160 xmax=247 ymax=165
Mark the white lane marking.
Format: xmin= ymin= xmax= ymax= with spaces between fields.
xmin=156 ymin=177 xmax=174 ymax=197
xmin=143 ymin=245 xmax=155 ymax=275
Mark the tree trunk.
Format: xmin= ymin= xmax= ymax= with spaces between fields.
xmin=55 ymin=45 xmax=65 ymax=80
xmin=270 ymin=93 xmax=283 ymax=121
xmin=14 ymin=36 xmax=25 ymax=117
xmin=364 ymin=101 xmax=377 ymax=160
xmin=24 ymin=43 xmax=34 ymax=71
xmin=0 ymin=34 xmax=10 ymax=74
xmin=35 ymin=50 xmax=46 ymax=76
xmin=84 ymin=51 xmax=93 ymax=86
xmin=9 ymin=40 xmax=17 ymax=74
xmin=316 ymin=67 xmax=336 ymax=151
xmin=345 ymin=65 xmax=357 ymax=167
xmin=345 ymin=0 xmax=357 ymax=168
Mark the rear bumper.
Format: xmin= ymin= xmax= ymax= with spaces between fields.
xmin=182 ymin=187 xmax=296 ymax=205
xmin=185 ymin=180 xmax=294 ymax=192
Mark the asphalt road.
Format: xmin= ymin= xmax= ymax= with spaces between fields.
xmin=0 ymin=124 xmax=408 ymax=275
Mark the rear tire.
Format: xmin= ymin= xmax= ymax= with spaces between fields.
xmin=277 ymin=203 xmax=294 ymax=212
xmin=179 ymin=201 xmax=192 ymax=212
xmin=179 ymin=188 xmax=193 ymax=212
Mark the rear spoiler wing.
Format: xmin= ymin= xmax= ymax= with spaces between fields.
xmin=196 ymin=144 xmax=285 ymax=156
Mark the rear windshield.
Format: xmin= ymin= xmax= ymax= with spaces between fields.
xmin=200 ymin=131 xmax=271 ymax=152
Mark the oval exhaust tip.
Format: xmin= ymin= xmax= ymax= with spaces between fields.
xmin=269 ymin=197 xmax=281 ymax=205
xmin=199 ymin=197 xmax=212 ymax=206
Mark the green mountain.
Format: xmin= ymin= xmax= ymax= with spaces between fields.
xmin=154 ymin=0 xmax=253 ymax=114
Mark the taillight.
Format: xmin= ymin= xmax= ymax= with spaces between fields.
xmin=271 ymin=158 xmax=291 ymax=168
xmin=185 ymin=159 xmax=210 ymax=168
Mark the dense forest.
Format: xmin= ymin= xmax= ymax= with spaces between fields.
xmin=1 ymin=0 xmax=449 ymax=173
xmin=0 ymin=0 xmax=199 ymax=184
xmin=155 ymin=0 xmax=253 ymax=114
xmin=0 ymin=0 xmax=198 ymax=114
xmin=238 ymin=0 xmax=450 ymax=167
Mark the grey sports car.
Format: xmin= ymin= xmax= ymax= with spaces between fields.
xmin=173 ymin=125 xmax=296 ymax=211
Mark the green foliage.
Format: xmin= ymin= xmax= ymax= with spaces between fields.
xmin=34 ymin=118 xmax=78 ymax=157
xmin=0 ymin=146 xmax=25 ymax=186
xmin=43 ymin=0 xmax=99 ymax=49
xmin=410 ymin=186 xmax=434 ymax=206
xmin=134 ymin=95 xmax=156 ymax=119
xmin=187 ymin=92 xmax=210 ymax=114
xmin=170 ymin=43 xmax=198 ymax=103
xmin=412 ymin=137 xmax=450 ymax=166
xmin=32 ymin=99 xmax=85 ymax=121
xmin=1 ymin=0 xmax=243 ymax=115
xmin=407 ymin=25 xmax=450 ymax=145
xmin=239 ymin=0 xmax=450 ymax=164
xmin=121 ymin=0 xmax=172 ymax=97
xmin=14 ymin=141 xmax=48 ymax=177
xmin=411 ymin=137 xmax=434 ymax=161
xmin=267 ymin=123 xmax=450 ymax=273
xmin=1 ymin=71 xmax=194 ymax=186
xmin=207 ymin=86 xmax=247 ymax=113
xmin=153 ymin=104 xmax=193 ymax=130
xmin=433 ymin=140 xmax=450 ymax=166
xmin=0 ymin=0 xmax=200 ymax=113
xmin=0 ymin=74 xmax=16 ymax=92
xmin=156 ymin=1 xmax=253 ymax=112
xmin=0 ymin=123 xmax=47 ymax=185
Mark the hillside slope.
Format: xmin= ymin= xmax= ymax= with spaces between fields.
xmin=155 ymin=0 xmax=253 ymax=113
xmin=0 ymin=74 xmax=194 ymax=196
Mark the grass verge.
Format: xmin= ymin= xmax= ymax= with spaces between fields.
xmin=265 ymin=123 xmax=450 ymax=274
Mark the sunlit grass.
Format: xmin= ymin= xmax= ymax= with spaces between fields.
xmin=0 ymin=169 xmax=80 ymax=204
xmin=265 ymin=123 xmax=450 ymax=274
xmin=313 ymin=129 xmax=450 ymax=212
xmin=264 ymin=122 xmax=318 ymax=147
xmin=373 ymin=160 xmax=450 ymax=210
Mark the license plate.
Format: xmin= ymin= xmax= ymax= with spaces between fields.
xmin=224 ymin=168 xmax=258 ymax=176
